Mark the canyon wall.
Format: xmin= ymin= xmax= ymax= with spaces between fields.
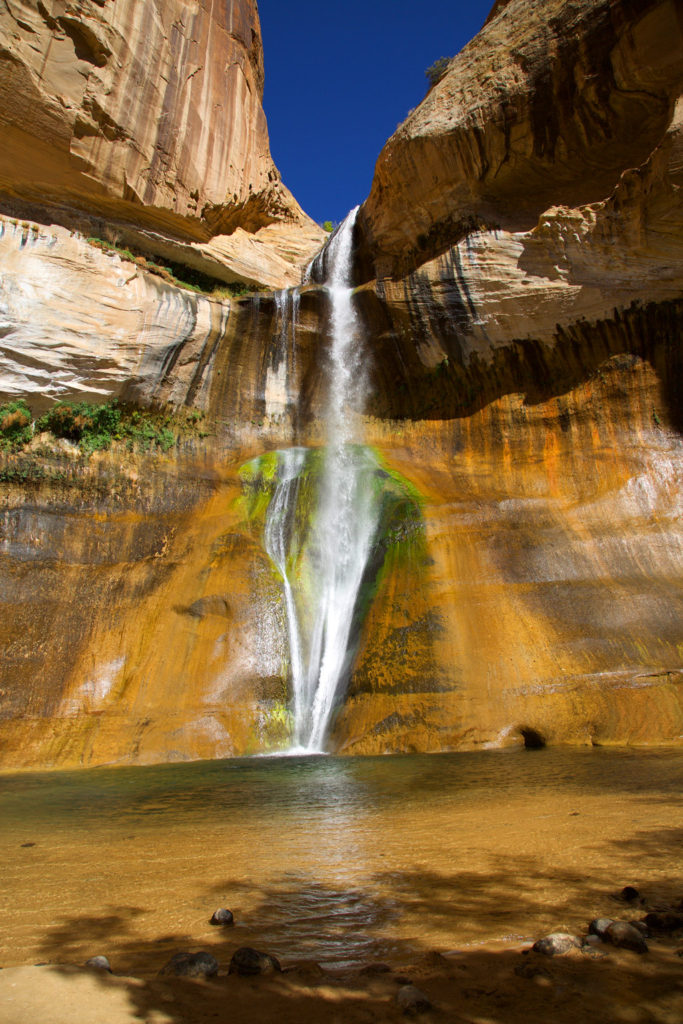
xmin=0 ymin=0 xmax=681 ymax=767
xmin=0 ymin=0 xmax=323 ymax=287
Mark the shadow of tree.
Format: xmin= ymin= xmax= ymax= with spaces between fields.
xmin=29 ymin=827 xmax=683 ymax=1024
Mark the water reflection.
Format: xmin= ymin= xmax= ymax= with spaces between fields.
xmin=1 ymin=748 xmax=682 ymax=970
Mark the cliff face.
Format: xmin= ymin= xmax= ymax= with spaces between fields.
xmin=0 ymin=0 xmax=323 ymax=287
xmin=339 ymin=0 xmax=683 ymax=754
xmin=0 ymin=0 xmax=682 ymax=768
xmin=359 ymin=0 xmax=683 ymax=280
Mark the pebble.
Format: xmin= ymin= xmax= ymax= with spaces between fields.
xmin=532 ymin=932 xmax=581 ymax=956
xmin=85 ymin=956 xmax=112 ymax=972
xmin=229 ymin=947 xmax=281 ymax=976
xmin=396 ymin=984 xmax=432 ymax=1016
xmin=209 ymin=908 xmax=234 ymax=926
xmin=159 ymin=952 xmax=219 ymax=978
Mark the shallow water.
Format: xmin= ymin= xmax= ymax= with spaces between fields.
xmin=1 ymin=748 xmax=681 ymax=973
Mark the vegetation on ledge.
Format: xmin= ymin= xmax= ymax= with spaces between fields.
xmin=0 ymin=399 xmax=209 ymax=456
xmin=85 ymin=236 xmax=266 ymax=299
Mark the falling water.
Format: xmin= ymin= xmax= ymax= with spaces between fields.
xmin=264 ymin=207 xmax=381 ymax=752
xmin=265 ymin=287 xmax=301 ymax=419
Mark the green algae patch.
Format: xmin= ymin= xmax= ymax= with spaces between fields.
xmin=236 ymin=444 xmax=428 ymax=712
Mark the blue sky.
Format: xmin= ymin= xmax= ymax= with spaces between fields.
xmin=258 ymin=1 xmax=494 ymax=226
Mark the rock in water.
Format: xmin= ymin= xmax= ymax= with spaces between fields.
xmin=84 ymin=956 xmax=111 ymax=972
xmin=588 ymin=918 xmax=614 ymax=940
xmin=620 ymin=886 xmax=640 ymax=902
xmin=159 ymin=952 xmax=219 ymax=978
xmin=606 ymin=922 xmax=649 ymax=953
xmin=209 ymin=908 xmax=234 ymax=926
xmin=532 ymin=933 xmax=581 ymax=956
xmin=396 ymin=984 xmax=433 ymax=1015
xmin=229 ymin=947 xmax=282 ymax=976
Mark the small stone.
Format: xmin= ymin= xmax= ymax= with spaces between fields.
xmin=396 ymin=984 xmax=432 ymax=1016
xmin=532 ymin=932 xmax=580 ymax=956
xmin=621 ymin=886 xmax=640 ymax=902
xmin=588 ymin=918 xmax=613 ymax=939
xmin=229 ymin=947 xmax=281 ymax=976
xmin=159 ymin=952 xmax=219 ymax=978
xmin=605 ymin=921 xmax=648 ymax=953
xmin=209 ymin=908 xmax=234 ymax=927
xmin=582 ymin=934 xmax=603 ymax=947
xmin=85 ymin=956 xmax=111 ymax=972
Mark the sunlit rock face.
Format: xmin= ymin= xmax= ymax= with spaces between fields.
xmin=0 ymin=0 xmax=682 ymax=768
xmin=0 ymin=0 xmax=323 ymax=286
xmin=340 ymin=0 xmax=683 ymax=754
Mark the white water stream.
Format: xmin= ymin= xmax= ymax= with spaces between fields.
xmin=264 ymin=208 xmax=381 ymax=752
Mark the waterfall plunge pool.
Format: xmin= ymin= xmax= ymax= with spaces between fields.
xmin=1 ymin=747 xmax=682 ymax=975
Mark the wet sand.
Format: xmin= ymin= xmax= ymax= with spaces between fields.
xmin=0 ymin=748 xmax=681 ymax=1022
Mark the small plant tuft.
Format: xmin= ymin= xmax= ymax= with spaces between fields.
xmin=425 ymin=57 xmax=451 ymax=89
xmin=0 ymin=400 xmax=33 ymax=450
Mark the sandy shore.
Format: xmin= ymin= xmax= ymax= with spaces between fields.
xmin=1 ymin=932 xmax=682 ymax=1024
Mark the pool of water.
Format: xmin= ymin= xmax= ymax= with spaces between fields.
xmin=1 ymin=748 xmax=681 ymax=973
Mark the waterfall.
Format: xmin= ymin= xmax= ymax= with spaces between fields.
xmin=263 ymin=207 xmax=381 ymax=752
xmin=263 ymin=447 xmax=307 ymax=736
xmin=266 ymin=287 xmax=301 ymax=420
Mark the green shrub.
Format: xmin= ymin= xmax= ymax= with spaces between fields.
xmin=0 ymin=398 xmax=193 ymax=460
xmin=322 ymin=221 xmax=334 ymax=233
xmin=0 ymin=400 xmax=32 ymax=450
xmin=38 ymin=401 xmax=122 ymax=450
xmin=425 ymin=57 xmax=450 ymax=88
xmin=37 ymin=401 xmax=179 ymax=454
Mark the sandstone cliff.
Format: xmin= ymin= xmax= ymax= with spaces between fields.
xmin=0 ymin=0 xmax=323 ymax=287
xmin=342 ymin=0 xmax=683 ymax=754
xmin=0 ymin=0 xmax=681 ymax=768
xmin=359 ymin=0 xmax=683 ymax=281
